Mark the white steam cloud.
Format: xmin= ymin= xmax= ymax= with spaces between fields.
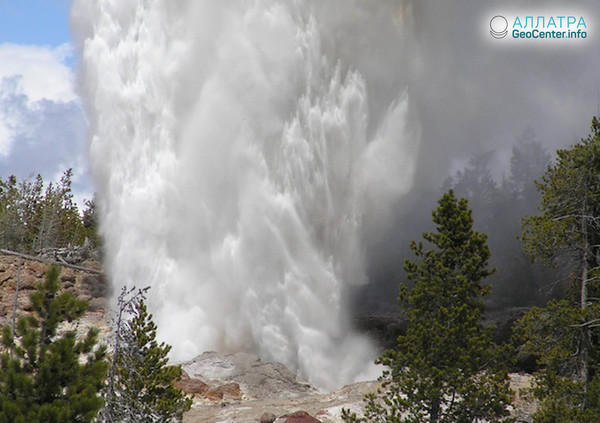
xmin=72 ymin=0 xmax=418 ymax=389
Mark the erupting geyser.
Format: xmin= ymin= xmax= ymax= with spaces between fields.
xmin=72 ymin=0 xmax=419 ymax=389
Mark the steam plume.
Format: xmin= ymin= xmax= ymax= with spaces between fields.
xmin=72 ymin=0 xmax=418 ymax=389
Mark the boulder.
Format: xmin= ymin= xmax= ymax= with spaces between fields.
xmin=278 ymin=411 xmax=321 ymax=423
xmin=260 ymin=412 xmax=277 ymax=423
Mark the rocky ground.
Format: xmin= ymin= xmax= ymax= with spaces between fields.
xmin=0 ymin=253 xmax=537 ymax=422
xmin=0 ymin=252 xmax=110 ymax=337
xmin=177 ymin=352 xmax=536 ymax=423
xmin=178 ymin=352 xmax=382 ymax=423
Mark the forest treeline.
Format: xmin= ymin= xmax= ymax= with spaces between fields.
xmin=365 ymin=127 xmax=559 ymax=311
xmin=362 ymin=128 xmax=560 ymax=313
xmin=0 ymin=169 xmax=98 ymax=254
xmin=444 ymin=127 xmax=553 ymax=305
xmin=344 ymin=118 xmax=600 ymax=422
xmin=0 ymin=172 xmax=192 ymax=421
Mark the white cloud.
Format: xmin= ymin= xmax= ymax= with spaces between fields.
xmin=0 ymin=43 xmax=90 ymax=199
xmin=0 ymin=43 xmax=77 ymax=103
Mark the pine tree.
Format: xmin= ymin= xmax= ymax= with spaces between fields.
xmin=100 ymin=287 xmax=191 ymax=422
xmin=81 ymin=197 xmax=100 ymax=249
xmin=516 ymin=117 xmax=600 ymax=422
xmin=514 ymin=300 xmax=600 ymax=423
xmin=343 ymin=190 xmax=512 ymax=423
xmin=0 ymin=175 xmax=25 ymax=251
xmin=0 ymin=171 xmax=93 ymax=254
xmin=0 ymin=265 xmax=107 ymax=423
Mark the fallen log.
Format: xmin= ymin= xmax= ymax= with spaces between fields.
xmin=0 ymin=249 xmax=102 ymax=275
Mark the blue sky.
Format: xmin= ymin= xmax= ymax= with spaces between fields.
xmin=0 ymin=0 xmax=91 ymax=200
xmin=0 ymin=0 xmax=71 ymax=47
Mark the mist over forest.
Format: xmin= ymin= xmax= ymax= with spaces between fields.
xmin=353 ymin=0 xmax=600 ymax=317
xmin=360 ymin=129 xmax=558 ymax=314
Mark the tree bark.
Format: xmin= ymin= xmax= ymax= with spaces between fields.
xmin=580 ymin=201 xmax=590 ymax=408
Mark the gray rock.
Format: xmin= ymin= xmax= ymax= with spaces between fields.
xmin=180 ymin=351 xmax=318 ymax=400
xmin=260 ymin=412 xmax=277 ymax=423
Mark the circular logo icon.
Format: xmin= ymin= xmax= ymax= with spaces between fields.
xmin=490 ymin=15 xmax=508 ymax=39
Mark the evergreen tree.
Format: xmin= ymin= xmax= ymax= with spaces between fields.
xmin=0 ymin=265 xmax=107 ymax=423
xmin=0 ymin=170 xmax=94 ymax=254
xmin=81 ymin=197 xmax=100 ymax=249
xmin=343 ymin=190 xmax=512 ymax=423
xmin=35 ymin=169 xmax=83 ymax=251
xmin=517 ymin=117 xmax=600 ymax=422
xmin=443 ymin=150 xmax=499 ymax=225
xmin=0 ymin=175 xmax=26 ymax=251
xmin=100 ymin=287 xmax=191 ymax=423
xmin=509 ymin=127 xmax=550 ymax=204
xmin=444 ymin=133 xmax=552 ymax=307
xmin=514 ymin=300 xmax=600 ymax=423
xmin=20 ymin=174 xmax=44 ymax=251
